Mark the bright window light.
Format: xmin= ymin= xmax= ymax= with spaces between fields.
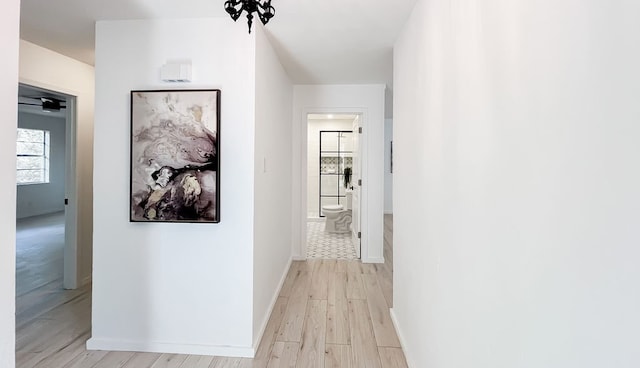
xmin=16 ymin=128 xmax=50 ymax=185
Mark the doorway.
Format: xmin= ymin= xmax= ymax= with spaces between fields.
xmin=15 ymin=83 xmax=79 ymax=297
xmin=305 ymin=113 xmax=362 ymax=260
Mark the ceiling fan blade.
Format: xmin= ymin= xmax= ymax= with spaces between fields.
xmin=18 ymin=102 xmax=66 ymax=110
xmin=21 ymin=96 xmax=65 ymax=102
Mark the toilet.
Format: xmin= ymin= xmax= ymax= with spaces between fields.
xmin=322 ymin=191 xmax=353 ymax=233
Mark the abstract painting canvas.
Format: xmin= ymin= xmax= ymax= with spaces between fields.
xmin=130 ymin=89 xmax=220 ymax=223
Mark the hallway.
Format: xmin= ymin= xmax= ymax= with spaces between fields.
xmin=16 ymin=215 xmax=404 ymax=367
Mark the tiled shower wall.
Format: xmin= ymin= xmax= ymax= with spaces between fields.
xmin=307 ymin=119 xmax=353 ymax=217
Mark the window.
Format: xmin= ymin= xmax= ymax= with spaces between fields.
xmin=16 ymin=128 xmax=50 ymax=185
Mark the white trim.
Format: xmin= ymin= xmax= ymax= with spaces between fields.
xmin=86 ymin=338 xmax=254 ymax=358
xmin=390 ymin=308 xmax=415 ymax=368
xmin=63 ymin=95 xmax=79 ymax=290
xmin=18 ymin=77 xmax=80 ymax=98
xmin=361 ymin=257 xmax=384 ymax=264
xmin=252 ymin=257 xmax=292 ymax=351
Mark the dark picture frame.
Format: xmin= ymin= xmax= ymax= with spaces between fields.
xmin=129 ymin=89 xmax=220 ymax=223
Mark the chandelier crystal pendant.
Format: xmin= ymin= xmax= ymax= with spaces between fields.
xmin=224 ymin=0 xmax=275 ymax=34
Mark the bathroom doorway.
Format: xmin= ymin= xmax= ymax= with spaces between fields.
xmin=306 ymin=114 xmax=362 ymax=259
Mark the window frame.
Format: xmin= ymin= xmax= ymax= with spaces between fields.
xmin=16 ymin=127 xmax=51 ymax=186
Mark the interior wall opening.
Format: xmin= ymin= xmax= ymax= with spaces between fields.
xmin=305 ymin=113 xmax=362 ymax=260
xmin=15 ymin=83 xmax=80 ymax=331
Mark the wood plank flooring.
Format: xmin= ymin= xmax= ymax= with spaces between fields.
xmin=16 ymin=215 xmax=406 ymax=367
xmin=15 ymin=212 xmax=65 ymax=298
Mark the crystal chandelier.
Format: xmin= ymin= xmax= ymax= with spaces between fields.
xmin=224 ymin=0 xmax=275 ymax=34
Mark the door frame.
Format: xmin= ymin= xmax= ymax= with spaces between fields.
xmin=63 ymin=94 xmax=78 ymax=289
xmin=18 ymin=81 xmax=79 ymax=289
xmin=299 ymin=108 xmax=369 ymax=260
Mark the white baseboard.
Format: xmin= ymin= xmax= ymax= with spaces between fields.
xmin=86 ymin=258 xmax=295 ymax=359
xmin=252 ymin=256 xmax=293 ymax=351
xmin=361 ymin=257 xmax=385 ymax=264
xmin=292 ymin=255 xmax=306 ymax=261
xmin=86 ymin=337 xmax=254 ymax=357
xmin=390 ymin=308 xmax=415 ymax=368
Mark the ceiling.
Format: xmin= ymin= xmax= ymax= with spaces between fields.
xmin=20 ymin=0 xmax=417 ymax=114
xmin=20 ymin=0 xmax=416 ymax=117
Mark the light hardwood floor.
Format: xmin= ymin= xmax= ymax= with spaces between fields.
xmin=16 ymin=214 xmax=405 ymax=367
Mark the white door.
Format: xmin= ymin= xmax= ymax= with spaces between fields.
xmin=63 ymin=95 xmax=78 ymax=289
xmin=351 ymin=116 xmax=361 ymax=258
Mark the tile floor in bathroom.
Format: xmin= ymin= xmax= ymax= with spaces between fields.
xmin=306 ymin=220 xmax=357 ymax=260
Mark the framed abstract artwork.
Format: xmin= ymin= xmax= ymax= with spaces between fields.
xmin=129 ymin=89 xmax=220 ymax=223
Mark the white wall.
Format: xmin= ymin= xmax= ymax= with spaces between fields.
xmin=252 ymin=24 xmax=294 ymax=349
xmin=383 ymin=118 xmax=393 ymax=214
xmin=292 ymin=85 xmax=386 ymax=263
xmin=0 ymin=1 xmax=19 ymax=366
xmin=19 ymin=40 xmax=95 ymax=287
xmin=307 ymin=119 xmax=354 ymax=218
xmin=16 ymin=112 xmax=66 ymax=219
xmin=90 ymin=18 xmax=257 ymax=356
xmin=392 ymin=1 xmax=640 ymax=367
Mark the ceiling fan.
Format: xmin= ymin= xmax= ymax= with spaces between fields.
xmin=18 ymin=96 xmax=66 ymax=112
